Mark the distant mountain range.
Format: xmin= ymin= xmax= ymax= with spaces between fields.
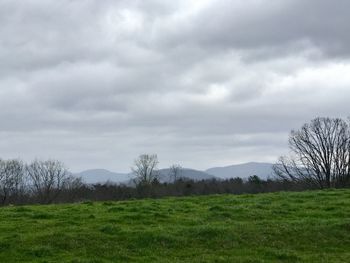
xmin=158 ymin=168 xmax=216 ymax=182
xmin=75 ymin=162 xmax=275 ymax=184
xmin=75 ymin=169 xmax=132 ymax=184
xmin=206 ymin=162 xmax=275 ymax=180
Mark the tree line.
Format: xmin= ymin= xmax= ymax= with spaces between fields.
xmin=0 ymin=159 xmax=81 ymax=205
xmin=0 ymin=156 xmax=308 ymax=206
xmin=1 ymin=117 xmax=349 ymax=206
xmin=130 ymin=117 xmax=350 ymax=191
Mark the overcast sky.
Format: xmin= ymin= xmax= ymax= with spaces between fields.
xmin=1 ymin=0 xmax=350 ymax=172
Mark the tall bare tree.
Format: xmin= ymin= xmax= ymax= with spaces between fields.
xmin=169 ymin=164 xmax=182 ymax=182
xmin=26 ymin=159 xmax=70 ymax=203
xmin=132 ymin=154 xmax=159 ymax=186
xmin=0 ymin=159 xmax=25 ymax=205
xmin=274 ymin=117 xmax=350 ymax=188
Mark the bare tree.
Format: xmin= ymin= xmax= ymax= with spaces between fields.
xmin=169 ymin=164 xmax=182 ymax=182
xmin=0 ymin=159 xmax=25 ymax=205
xmin=59 ymin=175 xmax=84 ymax=202
xmin=131 ymin=154 xmax=159 ymax=186
xmin=26 ymin=159 xmax=70 ymax=203
xmin=274 ymin=117 xmax=350 ymax=188
xmin=64 ymin=175 xmax=84 ymax=191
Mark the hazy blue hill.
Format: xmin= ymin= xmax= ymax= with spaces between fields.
xmin=206 ymin=162 xmax=275 ymax=180
xmin=75 ymin=168 xmax=216 ymax=184
xmin=75 ymin=162 xmax=275 ymax=184
xmin=75 ymin=169 xmax=131 ymax=184
xmin=158 ymin=168 xmax=216 ymax=182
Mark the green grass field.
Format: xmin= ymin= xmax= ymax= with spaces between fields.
xmin=0 ymin=190 xmax=349 ymax=262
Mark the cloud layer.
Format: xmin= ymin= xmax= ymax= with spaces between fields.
xmin=1 ymin=0 xmax=350 ymax=172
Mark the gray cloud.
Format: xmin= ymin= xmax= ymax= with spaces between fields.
xmin=1 ymin=0 xmax=350 ymax=172
xmin=160 ymin=0 xmax=350 ymax=58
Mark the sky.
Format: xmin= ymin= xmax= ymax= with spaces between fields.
xmin=1 ymin=0 xmax=350 ymax=173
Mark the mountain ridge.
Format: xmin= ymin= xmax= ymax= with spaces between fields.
xmin=75 ymin=162 xmax=276 ymax=184
xmin=206 ymin=162 xmax=275 ymax=179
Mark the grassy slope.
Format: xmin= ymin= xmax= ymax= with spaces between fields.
xmin=0 ymin=190 xmax=349 ymax=263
